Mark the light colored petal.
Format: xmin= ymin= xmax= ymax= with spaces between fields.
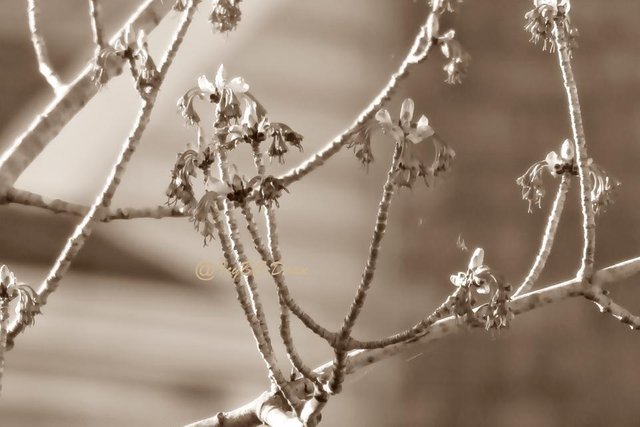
xmin=468 ymin=247 xmax=484 ymax=270
xmin=215 ymin=64 xmax=226 ymax=88
xmin=400 ymin=98 xmax=415 ymax=127
xmin=545 ymin=151 xmax=560 ymax=167
xmin=375 ymin=109 xmax=393 ymax=127
xmin=197 ymin=75 xmax=216 ymax=93
xmin=450 ymin=272 xmax=466 ymax=287
xmin=413 ymin=115 xmax=435 ymax=142
xmin=476 ymin=282 xmax=491 ymax=294
xmin=228 ymin=77 xmax=249 ymax=93
xmin=560 ymin=138 xmax=575 ymax=161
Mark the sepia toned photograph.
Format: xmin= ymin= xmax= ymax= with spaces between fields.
xmin=1 ymin=0 xmax=640 ymax=426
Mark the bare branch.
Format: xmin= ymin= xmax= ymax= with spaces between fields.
xmin=553 ymin=19 xmax=596 ymax=284
xmin=88 ymin=0 xmax=106 ymax=49
xmin=0 ymin=0 xmax=175 ymax=190
xmin=188 ymin=256 xmax=640 ymax=427
xmin=27 ymin=0 xmax=65 ymax=93
xmin=329 ymin=140 xmax=403 ymax=394
xmin=274 ymin=12 xmax=435 ymax=189
xmin=514 ymin=175 xmax=571 ymax=297
xmin=1 ymin=187 xmax=184 ymax=221
xmin=7 ymin=0 xmax=200 ymax=345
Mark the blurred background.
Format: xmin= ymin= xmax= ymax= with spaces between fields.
xmin=1 ymin=0 xmax=640 ymax=426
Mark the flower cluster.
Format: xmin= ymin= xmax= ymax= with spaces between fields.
xmin=374 ymin=98 xmax=455 ymax=188
xmin=517 ymin=139 xmax=620 ymax=214
xmin=0 ymin=265 xmax=40 ymax=330
xmin=92 ymin=27 xmax=159 ymax=96
xmin=170 ymin=65 xmax=298 ymax=243
xmin=524 ymin=0 xmax=578 ymax=53
xmin=210 ymin=0 xmax=242 ymax=33
xmin=426 ymin=12 xmax=471 ymax=85
xmin=346 ymin=124 xmax=374 ymax=170
xmin=450 ymin=248 xmax=512 ymax=330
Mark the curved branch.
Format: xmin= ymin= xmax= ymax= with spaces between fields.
xmin=27 ymin=0 xmax=64 ymax=93
xmin=513 ymin=175 xmax=571 ymax=297
xmin=553 ymin=20 xmax=596 ymax=284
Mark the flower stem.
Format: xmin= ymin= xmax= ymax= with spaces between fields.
xmin=513 ymin=175 xmax=571 ymax=297
xmin=328 ymin=140 xmax=403 ymax=394
xmin=553 ymin=19 xmax=596 ymax=285
xmin=0 ymin=298 xmax=8 ymax=396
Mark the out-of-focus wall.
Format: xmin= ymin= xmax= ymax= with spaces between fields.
xmin=1 ymin=1 xmax=640 ymax=426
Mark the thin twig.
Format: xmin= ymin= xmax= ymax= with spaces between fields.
xmin=7 ymin=0 xmax=199 ymax=344
xmin=2 ymin=187 xmax=184 ymax=221
xmin=0 ymin=0 xmax=174 ymax=190
xmin=214 ymin=147 xmax=294 ymax=408
xmin=210 ymin=199 xmax=293 ymax=407
xmin=88 ymin=0 xmax=106 ymax=49
xmin=329 ymin=140 xmax=403 ymax=394
xmin=27 ymin=0 xmax=64 ymax=93
xmin=513 ymin=175 xmax=571 ymax=297
xmin=187 ymin=255 xmax=640 ymax=427
xmin=553 ymin=19 xmax=596 ymax=284
xmin=274 ymin=14 xmax=435 ymax=189
xmin=0 ymin=298 xmax=8 ymax=396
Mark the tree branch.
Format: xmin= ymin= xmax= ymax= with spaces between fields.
xmin=27 ymin=0 xmax=65 ymax=93
xmin=1 ymin=187 xmax=184 ymax=221
xmin=185 ymin=255 xmax=640 ymax=427
xmin=0 ymin=0 xmax=174 ymax=190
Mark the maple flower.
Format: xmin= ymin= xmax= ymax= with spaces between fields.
xmin=524 ymin=0 xmax=578 ymax=52
xmin=210 ymin=0 xmax=242 ymax=33
xmin=376 ymin=98 xmax=455 ymax=188
xmin=437 ymin=30 xmax=471 ymax=84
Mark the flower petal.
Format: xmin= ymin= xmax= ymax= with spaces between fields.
xmin=400 ymin=98 xmax=415 ymax=127
xmin=545 ymin=150 xmax=560 ymax=167
xmin=228 ymin=77 xmax=249 ymax=93
xmin=215 ymin=64 xmax=226 ymax=88
xmin=198 ymin=75 xmax=216 ymax=93
xmin=560 ymin=138 xmax=575 ymax=161
xmin=375 ymin=109 xmax=393 ymax=127
xmin=468 ymin=247 xmax=484 ymax=270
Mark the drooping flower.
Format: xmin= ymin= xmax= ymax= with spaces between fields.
xmin=437 ymin=30 xmax=471 ymax=84
xmin=376 ymin=98 xmax=454 ymax=188
xmin=254 ymin=175 xmax=289 ymax=209
xmin=0 ymin=265 xmax=40 ymax=330
xmin=450 ymin=248 xmax=512 ymax=330
xmin=589 ymin=163 xmax=620 ymax=215
xmin=225 ymin=173 xmax=258 ymax=205
xmin=92 ymin=27 xmax=157 ymax=91
xmin=267 ymin=122 xmax=304 ymax=163
xmin=210 ymin=0 xmax=242 ymax=33
xmin=346 ymin=124 xmax=374 ymax=170
xmin=517 ymin=139 xmax=619 ymax=215
xmin=178 ymin=65 xmax=252 ymax=126
xmin=524 ymin=0 xmax=578 ymax=53
xmin=190 ymin=191 xmax=221 ymax=245
xmin=225 ymin=100 xmax=269 ymax=149
xmin=166 ymin=149 xmax=201 ymax=209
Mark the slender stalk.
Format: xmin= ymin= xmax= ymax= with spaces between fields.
xmin=7 ymin=0 xmax=200 ymax=343
xmin=88 ymin=0 xmax=105 ymax=49
xmin=27 ymin=0 xmax=64 ymax=93
xmin=187 ymin=255 xmax=640 ymax=427
xmin=0 ymin=298 xmax=8 ymax=396
xmin=553 ymin=19 xmax=596 ymax=284
xmin=513 ymin=175 xmax=571 ymax=297
xmin=209 ymin=200 xmax=293 ymax=406
xmin=329 ymin=141 xmax=403 ymax=394
xmin=0 ymin=0 xmax=174 ymax=189
xmin=214 ymin=147 xmax=294 ymax=407
xmin=2 ymin=187 xmax=184 ymax=221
